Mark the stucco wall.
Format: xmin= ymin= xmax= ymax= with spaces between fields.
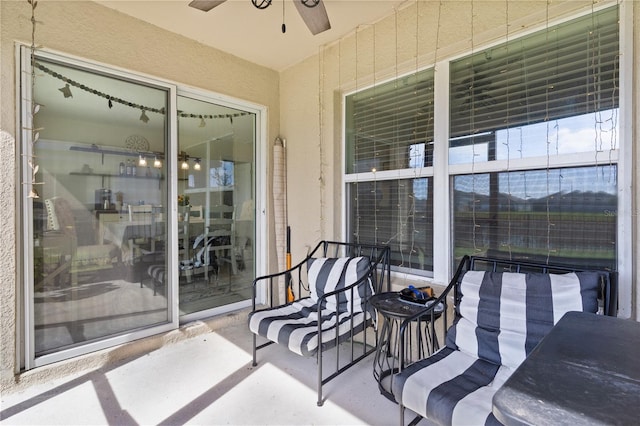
xmin=0 ymin=0 xmax=279 ymax=391
xmin=280 ymin=0 xmax=638 ymax=315
xmin=631 ymin=1 xmax=640 ymax=321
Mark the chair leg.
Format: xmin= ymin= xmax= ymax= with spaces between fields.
xmin=400 ymin=404 xmax=405 ymax=426
xmin=317 ymin=349 xmax=323 ymax=406
xmin=231 ymin=252 xmax=238 ymax=274
xmin=252 ymin=333 xmax=258 ymax=367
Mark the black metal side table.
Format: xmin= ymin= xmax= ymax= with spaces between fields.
xmin=370 ymin=291 xmax=443 ymax=401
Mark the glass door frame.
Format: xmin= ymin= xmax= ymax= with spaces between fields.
xmin=18 ymin=46 xmax=180 ymax=369
xmin=176 ymin=87 xmax=268 ymax=322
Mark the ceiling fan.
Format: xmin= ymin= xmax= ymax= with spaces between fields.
xmin=189 ymin=0 xmax=331 ymax=35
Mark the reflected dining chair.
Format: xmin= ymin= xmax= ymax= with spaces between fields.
xmin=207 ymin=204 xmax=238 ymax=276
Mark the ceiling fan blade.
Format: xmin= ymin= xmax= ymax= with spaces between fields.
xmin=188 ymin=0 xmax=227 ymax=12
xmin=293 ymin=0 xmax=331 ymax=35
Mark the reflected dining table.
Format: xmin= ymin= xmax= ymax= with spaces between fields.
xmin=104 ymin=220 xmax=164 ymax=264
xmin=492 ymin=311 xmax=640 ymax=425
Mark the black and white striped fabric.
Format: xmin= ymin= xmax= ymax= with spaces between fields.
xmin=248 ymin=298 xmax=370 ymax=356
xmin=393 ymin=270 xmax=601 ymax=426
xmin=308 ymin=256 xmax=372 ymax=313
xmin=147 ymin=264 xmax=165 ymax=284
xmin=248 ymin=256 xmax=373 ymax=357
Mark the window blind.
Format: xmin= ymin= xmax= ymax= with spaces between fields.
xmin=450 ymin=7 xmax=619 ymax=139
xmin=345 ymin=69 xmax=434 ymax=174
xmin=348 ymin=178 xmax=434 ymax=274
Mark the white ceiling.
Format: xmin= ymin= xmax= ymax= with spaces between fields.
xmin=95 ymin=0 xmax=406 ymax=72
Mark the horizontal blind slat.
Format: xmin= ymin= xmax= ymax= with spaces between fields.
xmin=450 ymin=8 xmax=619 ymax=138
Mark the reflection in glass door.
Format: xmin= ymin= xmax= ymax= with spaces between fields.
xmin=27 ymin=57 xmax=171 ymax=360
xmin=177 ymin=95 xmax=256 ymax=315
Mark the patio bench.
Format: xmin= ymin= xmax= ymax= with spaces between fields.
xmin=248 ymin=240 xmax=391 ymax=406
xmin=392 ymin=255 xmax=617 ymax=426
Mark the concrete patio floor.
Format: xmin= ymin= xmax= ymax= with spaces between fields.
xmin=0 ymin=317 xmax=401 ymax=425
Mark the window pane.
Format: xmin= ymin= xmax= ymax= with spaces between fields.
xmin=31 ymin=59 xmax=169 ymax=356
xmin=348 ymin=178 xmax=434 ymax=274
xmin=449 ymin=7 xmax=619 ymax=164
xmin=177 ymin=95 xmax=256 ymax=315
xmin=452 ymin=166 xmax=617 ymax=270
xmin=345 ymin=69 xmax=434 ymax=174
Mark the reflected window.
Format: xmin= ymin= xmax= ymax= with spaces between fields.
xmin=210 ymin=161 xmax=234 ymax=187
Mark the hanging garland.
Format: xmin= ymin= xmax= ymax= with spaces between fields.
xmin=35 ymin=62 xmax=251 ymax=122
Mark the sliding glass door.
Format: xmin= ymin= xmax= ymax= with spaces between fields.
xmin=177 ymin=94 xmax=256 ymax=316
xmin=21 ymin=48 xmax=261 ymax=368
xmin=23 ymin=53 xmax=174 ymax=365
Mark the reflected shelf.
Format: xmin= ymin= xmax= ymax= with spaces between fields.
xmin=69 ymin=172 xmax=164 ymax=180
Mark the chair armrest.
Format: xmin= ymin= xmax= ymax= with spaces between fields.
xmin=397 ymin=255 xmax=470 ymax=370
xmin=252 ymin=258 xmax=308 ymax=311
xmin=252 ymin=242 xmax=391 ymax=316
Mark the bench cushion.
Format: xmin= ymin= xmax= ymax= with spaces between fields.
xmin=394 ymin=269 xmax=602 ymax=425
xmin=307 ymin=256 xmax=372 ymax=314
xmin=248 ymin=298 xmax=370 ymax=357
xmin=393 ymin=347 xmax=509 ymax=426
xmin=446 ymin=270 xmax=601 ymax=368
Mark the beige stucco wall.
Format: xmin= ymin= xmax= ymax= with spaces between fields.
xmin=0 ymin=0 xmax=279 ymax=392
xmin=635 ymin=0 xmax=640 ymax=322
xmin=280 ymin=0 xmax=638 ymax=316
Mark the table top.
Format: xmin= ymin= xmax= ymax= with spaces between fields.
xmin=369 ymin=292 xmax=443 ymax=320
xmin=105 ymin=220 xmax=164 ymax=245
xmin=492 ymin=311 xmax=640 ymax=426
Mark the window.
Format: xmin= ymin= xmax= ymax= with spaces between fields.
xmin=345 ymin=69 xmax=435 ymax=275
xmin=344 ymin=6 xmax=620 ymax=277
xmin=450 ymin=7 xmax=619 ymax=270
xmin=452 ymin=166 xmax=617 ymax=270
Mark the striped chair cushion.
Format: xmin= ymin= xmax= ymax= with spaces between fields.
xmin=393 ymin=347 xmax=510 ymax=426
xmin=248 ymin=298 xmax=370 ymax=357
xmin=147 ymin=264 xmax=165 ymax=284
xmin=393 ymin=270 xmax=601 ymax=425
xmin=446 ymin=270 xmax=600 ymax=368
xmin=307 ymin=256 xmax=372 ymax=314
